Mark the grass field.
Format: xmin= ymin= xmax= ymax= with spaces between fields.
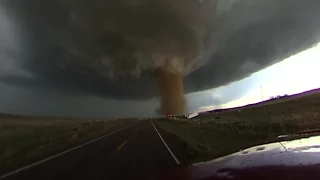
xmin=0 ymin=116 xmax=136 ymax=174
xmin=155 ymin=88 xmax=320 ymax=163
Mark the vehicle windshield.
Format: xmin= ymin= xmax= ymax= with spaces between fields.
xmin=1 ymin=0 xmax=320 ymax=179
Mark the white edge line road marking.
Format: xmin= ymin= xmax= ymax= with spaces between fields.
xmin=117 ymin=140 xmax=127 ymax=150
xmin=150 ymin=120 xmax=180 ymax=165
xmin=0 ymin=125 xmax=131 ymax=180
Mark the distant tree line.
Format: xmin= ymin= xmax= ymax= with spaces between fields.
xmin=269 ymin=94 xmax=289 ymax=100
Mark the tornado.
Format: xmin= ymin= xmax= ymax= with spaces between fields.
xmin=155 ymin=69 xmax=186 ymax=115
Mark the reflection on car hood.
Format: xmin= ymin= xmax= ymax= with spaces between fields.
xmin=163 ymin=135 xmax=320 ymax=180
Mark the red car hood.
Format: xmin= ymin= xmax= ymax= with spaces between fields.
xmin=163 ymin=135 xmax=320 ymax=180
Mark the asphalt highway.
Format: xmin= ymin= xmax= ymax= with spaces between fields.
xmin=1 ymin=120 xmax=181 ymax=180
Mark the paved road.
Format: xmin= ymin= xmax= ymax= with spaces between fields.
xmin=2 ymin=120 xmax=180 ymax=180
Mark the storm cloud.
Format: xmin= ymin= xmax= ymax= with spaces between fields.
xmin=1 ymin=0 xmax=320 ymax=106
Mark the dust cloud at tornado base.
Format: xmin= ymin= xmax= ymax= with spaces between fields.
xmin=155 ymin=70 xmax=186 ymax=114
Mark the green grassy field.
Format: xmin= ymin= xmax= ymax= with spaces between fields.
xmin=155 ymin=89 xmax=320 ymax=163
xmin=0 ymin=116 xmax=136 ymax=174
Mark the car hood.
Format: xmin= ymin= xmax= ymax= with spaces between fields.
xmin=162 ymin=135 xmax=320 ymax=180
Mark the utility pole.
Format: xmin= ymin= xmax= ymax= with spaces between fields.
xmin=260 ymin=85 xmax=264 ymax=101
xmin=260 ymin=85 xmax=268 ymax=121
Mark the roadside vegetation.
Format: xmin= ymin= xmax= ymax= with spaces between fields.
xmin=155 ymin=88 xmax=320 ymax=163
xmin=0 ymin=116 xmax=136 ymax=174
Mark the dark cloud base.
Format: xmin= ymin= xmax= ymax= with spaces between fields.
xmin=1 ymin=0 xmax=320 ymax=100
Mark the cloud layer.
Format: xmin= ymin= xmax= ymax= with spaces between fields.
xmin=1 ymin=0 xmax=320 ymax=100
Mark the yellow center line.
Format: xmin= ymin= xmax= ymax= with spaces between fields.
xmin=117 ymin=140 xmax=127 ymax=150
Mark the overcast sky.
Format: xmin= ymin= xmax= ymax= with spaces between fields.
xmin=197 ymin=43 xmax=320 ymax=112
xmin=1 ymin=0 xmax=320 ymax=118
